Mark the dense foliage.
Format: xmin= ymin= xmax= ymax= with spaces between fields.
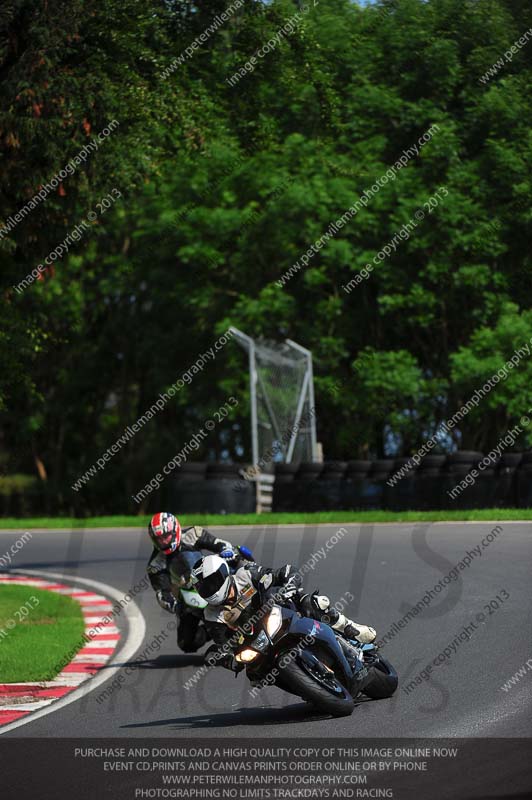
xmin=1 ymin=0 xmax=531 ymax=513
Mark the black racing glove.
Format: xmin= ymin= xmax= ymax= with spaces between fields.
xmin=278 ymin=571 xmax=302 ymax=601
xmin=156 ymin=590 xmax=177 ymax=614
xmin=204 ymin=644 xmax=243 ymax=672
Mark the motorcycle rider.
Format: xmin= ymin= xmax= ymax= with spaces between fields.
xmin=190 ymin=554 xmax=376 ymax=668
xmin=146 ymin=512 xmax=233 ymax=652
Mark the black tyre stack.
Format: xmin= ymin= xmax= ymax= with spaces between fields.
xmin=415 ymin=455 xmax=446 ymax=509
xmin=342 ymin=461 xmax=372 ymax=510
xmin=517 ymin=452 xmax=532 ymax=508
xmin=384 ymin=457 xmax=418 ymax=511
xmin=366 ymin=459 xmax=394 ymax=510
xmin=272 ymin=463 xmax=300 ymax=511
xmin=167 ymin=462 xmax=255 ymax=513
xmin=318 ymin=461 xmax=347 ymax=511
xmin=443 ymin=451 xmax=484 ymax=509
xmin=494 ymin=453 xmax=522 ymax=507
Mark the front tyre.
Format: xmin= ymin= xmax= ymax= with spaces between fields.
xmin=279 ymin=657 xmax=355 ymax=717
xmin=362 ymin=656 xmax=398 ymax=699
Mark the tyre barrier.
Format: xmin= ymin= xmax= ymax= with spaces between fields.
xmin=274 ymin=452 xmax=532 ymax=512
xmin=161 ymin=451 xmax=532 ymax=513
xmin=174 ymin=462 xmax=208 ymax=481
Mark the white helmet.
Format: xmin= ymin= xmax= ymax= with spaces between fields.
xmin=191 ymin=555 xmax=233 ymax=605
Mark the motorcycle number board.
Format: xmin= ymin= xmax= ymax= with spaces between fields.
xmin=180 ymin=589 xmax=208 ymax=608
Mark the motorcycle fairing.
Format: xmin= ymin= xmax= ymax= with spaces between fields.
xmin=277 ymin=607 xmax=354 ymax=686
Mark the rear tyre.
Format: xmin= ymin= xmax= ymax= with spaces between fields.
xmin=363 ymin=656 xmax=398 ymax=699
xmin=279 ymin=657 xmax=355 ymax=717
xmin=177 ymin=614 xmax=204 ymax=653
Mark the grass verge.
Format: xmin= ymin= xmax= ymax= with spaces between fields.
xmin=0 ymin=585 xmax=85 ymax=682
xmin=0 ymin=509 xmax=531 ymax=529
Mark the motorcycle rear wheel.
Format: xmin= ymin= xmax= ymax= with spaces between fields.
xmin=279 ymin=656 xmax=355 ymax=717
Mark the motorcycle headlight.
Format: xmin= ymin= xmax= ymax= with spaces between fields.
xmin=265 ymin=606 xmax=283 ymax=638
xmin=250 ymin=630 xmax=269 ymax=652
xmin=235 ymin=648 xmax=259 ymax=663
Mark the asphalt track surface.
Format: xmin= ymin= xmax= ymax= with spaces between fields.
xmin=1 ymin=521 xmax=531 ymax=740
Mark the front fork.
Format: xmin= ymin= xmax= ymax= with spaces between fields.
xmin=337 ymin=637 xmax=375 ymax=693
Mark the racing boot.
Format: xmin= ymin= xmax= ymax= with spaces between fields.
xmin=302 ymin=592 xmax=377 ymax=644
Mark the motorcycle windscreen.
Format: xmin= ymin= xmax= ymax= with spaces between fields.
xmin=169 ymin=550 xmax=198 ymax=587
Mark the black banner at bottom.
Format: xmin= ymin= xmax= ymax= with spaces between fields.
xmin=1 ymin=739 xmax=531 ymax=800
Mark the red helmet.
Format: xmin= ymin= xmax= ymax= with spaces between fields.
xmin=148 ymin=512 xmax=181 ymax=554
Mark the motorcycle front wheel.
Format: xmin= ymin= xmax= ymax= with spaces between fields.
xmin=278 ymin=653 xmax=355 ymax=717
